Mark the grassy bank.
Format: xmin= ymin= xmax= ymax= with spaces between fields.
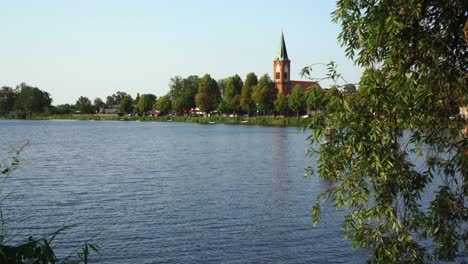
xmin=4 ymin=114 xmax=312 ymax=127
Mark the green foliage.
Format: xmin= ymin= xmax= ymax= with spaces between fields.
xmin=13 ymin=83 xmax=52 ymax=115
xmin=137 ymin=94 xmax=157 ymax=114
xmin=288 ymin=85 xmax=306 ymax=117
xmin=307 ymin=1 xmax=468 ymax=263
xmin=106 ymin=91 xmax=129 ymax=106
xmin=93 ymin=98 xmax=104 ymax=111
xmin=0 ymin=87 xmax=17 ymax=115
xmin=324 ymin=86 xmax=343 ymax=114
xmin=224 ymin=74 xmax=243 ymax=115
xmin=155 ymin=95 xmax=172 ymax=114
xmin=306 ymin=84 xmax=326 ymax=112
xmin=274 ymin=93 xmax=288 ymax=116
xmin=118 ymin=95 xmax=134 ymax=114
xmin=170 ymin=75 xmax=199 ymax=113
xmin=51 ymin=104 xmax=76 ymax=115
xmin=240 ymin=73 xmax=258 ymax=116
xmin=75 ymin=96 xmax=93 ymax=114
xmin=195 ymin=74 xmax=221 ymax=114
xmin=216 ymin=101 xmax=227 ymax=115
xmin=252 ymin=74 xmax=276 ymax=115
xmin=342 ymin=84 xmax=356 ymax=94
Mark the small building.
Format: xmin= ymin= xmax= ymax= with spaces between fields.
xmin=99 ymin=105 xmax=119 ymax=115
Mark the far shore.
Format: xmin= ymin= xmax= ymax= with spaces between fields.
xmin=1 ymin=115 xmax=312 ymax=128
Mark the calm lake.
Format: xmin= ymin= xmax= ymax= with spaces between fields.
xmin=0 ymin=120 xmax=367 ymax=263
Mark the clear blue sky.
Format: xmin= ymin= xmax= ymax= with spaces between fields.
xmin=1 ymin=0 xmax=361 ymax=105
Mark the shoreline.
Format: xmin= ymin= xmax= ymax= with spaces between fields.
xmin=1 ymin=115 xmax=312 ymax=128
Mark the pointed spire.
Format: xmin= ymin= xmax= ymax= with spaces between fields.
xmin=276 ymin=32 xmax=289 ymax=61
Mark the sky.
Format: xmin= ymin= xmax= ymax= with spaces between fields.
xmin=1 ymin=0 xmax=362 ymax=105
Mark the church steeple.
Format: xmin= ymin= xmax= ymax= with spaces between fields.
xmin=276 ymin=32 xmax=289 ymax=61
xmin=273 ymin=32 xmax=291 ymax=95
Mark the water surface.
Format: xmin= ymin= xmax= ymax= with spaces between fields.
xmin=0 ymin=120 xmax=366 ymax=263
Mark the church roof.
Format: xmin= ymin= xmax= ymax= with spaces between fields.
xmin=276 ymin=32 xmax=289 ymax=61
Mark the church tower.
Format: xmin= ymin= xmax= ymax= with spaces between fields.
xmin=273 ymin=32 xmax=291 ymax=95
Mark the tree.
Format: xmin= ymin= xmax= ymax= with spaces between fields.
xmin=195 ymin=74 xmax=221 ymax=114
xmin=307 ymin=1 xmax=468 ymax=263
xmin=93 ymin=98 xmax=104 ymax=109
xmin=75 ymin=96 xmax=93 ymax=114
xmin=118 ymin=95 xmax=133 ymax=114
xmin=134 ymin=93 xmax=140 ymax=105
xmin=52 ymin=104 xmax=75 ymax=115
xmin=170 ymin=75 xmax=199 ymax=113
xmin=342 ymin=83 xmax=356 ymax=94
xmin=106 ymin=96 xmax=115 ymax=106
xmin=216 ymin=101 xmax=227 ymax=115
xmin=240 ymin=72 xmax=258 ymax=116
xmin=252 ymin=74 xmax=276 ymax=115
xmin=155 ymin=95 xmax=172 ymax=115
xmin=93 ymin=98 xmax=104 ymax=113
xmin=324 ymin=86 xmax=342 ymax=114
xmin=288 ymin=85 xmax=306 ymax=117
xmin=224 ymin=75 xmax=243 ymax=115
xmin=274 ymin=93 xmax=288 ymax=116
xmin=137 ymin=94 xmax=157 ymax=114
xmin=13 ymin=83 xmax=52 ymax=114
xmin=0 ymin=86 xmax=17 ymax=115
xmin=306 ymin=84 xmax=326 ymax=112
xmin=107 ymin=91 xmax=129 ymax=106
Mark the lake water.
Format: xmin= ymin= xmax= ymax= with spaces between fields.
xmin=0 ymin=120 xmax=367 ymax=263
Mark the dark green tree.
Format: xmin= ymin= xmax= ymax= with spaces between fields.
xmin=137 ymin=94 xmax=157 ymax=114
xmin=0 ymin=86 xmax=17 ymax=115
xmin=224 ymin=74 xmax=243 ymax=115
xmin=52 ymin=104 xmax=76 ymax=115
xmin=288 ymin=85 xmax=306 ymax=117
xmin=240 ymin=72 xmax=258 ymax=116
xmin=106 ymin=96 xmax=115 ymax=106
xmin=93 ymin=98 xmax=104 ymax=108
xmin=75 ymin=96 xmax=93 ymax=114
xmin=306 ymin=84 xmax=326 ymax=112
xmin=216 ymin=101 xmax=227 ymax=115
xmin=170 ymin=75 xmax=199 ymax=113
xmin=253 ymin=74 xmax=277 ymax=115
xmin=155 ymin=95 xmax=172 ymax=115
xmin=324 ymin=86 xmax=342 ymax=114
xmin=13 ymin=83 xmax=52 ymax=114
xmin=195 ymin=74 xmax=221 ymax=114
xmin=274 ymin=93 xmax=288 ymax=116
xmin=107 ymin=91 xmax=129 ymax=106
xmin=118 ymin=95 xmax=134 ymax=114
xmin=307 ymin=1 xmax=468 ymax=263
xmin=93 ymin=98 xmax=104 ymax=113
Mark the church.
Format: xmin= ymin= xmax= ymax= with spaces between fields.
xmin=273 ymin=33 xmax=320 ymax=95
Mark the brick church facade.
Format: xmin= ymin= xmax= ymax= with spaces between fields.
xmin=273 ymin=33 xmax=320 ymax=95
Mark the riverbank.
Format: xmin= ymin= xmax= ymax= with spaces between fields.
xmin=3 ymin=115 xmax=312 ymax=127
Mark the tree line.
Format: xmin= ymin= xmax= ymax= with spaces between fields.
xmin=0 ymin=83 xmax=52 ymax=118
xmin=1 ymin=74 xmax=355 ymax=118
xmin=126 ymin=73 xmax=351 ymax=117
